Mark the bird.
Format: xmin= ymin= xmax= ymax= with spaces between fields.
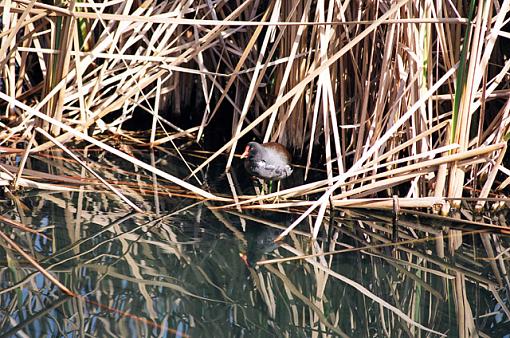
xmin=240 ymin=142 xmax=293 ymax=181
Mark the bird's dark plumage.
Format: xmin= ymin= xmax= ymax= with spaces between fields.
xmin=241 ymin=142 xmax=293 ymax=181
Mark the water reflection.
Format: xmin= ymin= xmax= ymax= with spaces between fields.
xmin=242 ymin=224 xmax=281 ymax=267
xmin=0 ymin=149 xmax=509 ymax=337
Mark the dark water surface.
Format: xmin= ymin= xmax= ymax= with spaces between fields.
xmin=1 ymin=149 xmax=509 ymax=337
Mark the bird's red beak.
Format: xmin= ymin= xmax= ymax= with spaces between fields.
xmin=240 ymin=145 xmax=250 ymax=159
xmin=239 ymin=253 xmax=249 ymax=266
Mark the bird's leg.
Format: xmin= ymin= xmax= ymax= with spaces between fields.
xmin=253 ymin=180 xmax=283 ymax=203
xmin=262 ymin=180 xmax=282 ymax=203
xmin=261 ymin=179 xmax=268 ymax=195
xmin=253 ymin=178 xmax=265 ymax=196
xmin=267 ymin=180 xmax=273 ymax=194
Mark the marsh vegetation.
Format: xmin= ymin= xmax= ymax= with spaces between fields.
xmin=1 ymin=0 xmax=510 ymax=336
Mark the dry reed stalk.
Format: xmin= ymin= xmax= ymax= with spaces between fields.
xmin=1 ymin=91 xmax=228 ymax=200
xmin=0 ymin=163 xmax=80 ymax=190
xmin=277 ymin=65 xmax=459 ymax=240
xmin=36 ymin=127 xmax=144 ymax=212
xmin=221 ymin=142 xmax=502 ymax=211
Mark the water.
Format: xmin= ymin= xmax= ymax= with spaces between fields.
xmin=0 ymin=149 xmax=509 ymax=337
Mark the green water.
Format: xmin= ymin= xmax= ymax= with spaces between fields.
xmin=0 ymin=150 xmax=509 ymax=337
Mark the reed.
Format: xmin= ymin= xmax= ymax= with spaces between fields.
xmin=1 ymin=1 xmax=509 ymax=238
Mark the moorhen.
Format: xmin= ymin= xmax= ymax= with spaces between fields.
xmin=241 ymin=142 xmax=293 ymax=181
